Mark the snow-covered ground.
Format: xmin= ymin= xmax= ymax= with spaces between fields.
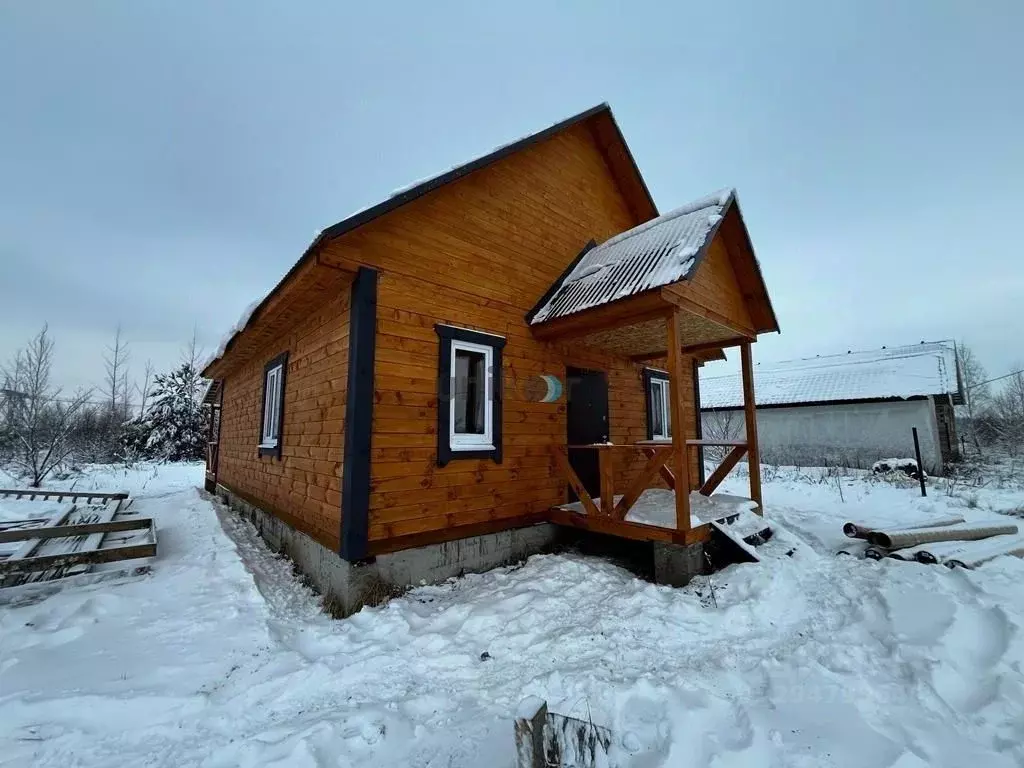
xmin=2 ymin=461 xmax=1024 ymax=767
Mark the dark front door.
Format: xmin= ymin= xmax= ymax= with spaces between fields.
xmin=566 ymin=367 xmax=610 ymax=502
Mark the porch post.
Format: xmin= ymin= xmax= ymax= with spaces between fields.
xmin=665 ymin=309 xmax=691 ymax=532
xmin=740 ymin=341 xmax=762 ymax=512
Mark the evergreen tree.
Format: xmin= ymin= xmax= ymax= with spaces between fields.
xmin=124 ymin=361 xmax=207 ymax=461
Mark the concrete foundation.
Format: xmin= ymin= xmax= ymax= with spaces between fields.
xmin=652 ymin=541 xmax=706 ymax=587
xmin=216 ymin=484 xmax=561 ymax=616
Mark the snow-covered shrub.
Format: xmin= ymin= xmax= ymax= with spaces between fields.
xmin=122 ymin=362 xmax=207 ymax=462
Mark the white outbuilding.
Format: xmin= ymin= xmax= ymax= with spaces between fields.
xmin=699 ymin=341 xmax=964 ymax=474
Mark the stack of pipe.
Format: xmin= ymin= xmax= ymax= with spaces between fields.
xmin=867 ymin=522 xmax=1018 ymax=550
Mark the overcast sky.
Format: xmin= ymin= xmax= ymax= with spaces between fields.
xmin=2 ymin=1 xmax=1022 ymax=393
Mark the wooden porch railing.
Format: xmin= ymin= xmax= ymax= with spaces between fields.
xmin=206 ymin=441 xmax=219 ymax=476
xmin=552 ymin=444 xmax=676 ymax=522
xmin=551 ymin=438 xmax=755 ymax=531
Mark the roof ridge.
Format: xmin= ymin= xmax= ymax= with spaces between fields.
xmin=751 ymin=339 xmax=956 ymax=368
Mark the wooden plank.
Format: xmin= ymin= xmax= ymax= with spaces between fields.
xmin=686 ymin=439 xmax=747 ymax=447
xmin=598 ymin=450 xmax=615 ymax=516
xmin=613 ymin=447 xmax=672 ymax=519
xmin=740 ymin=342 xmax=763 ymax=512
xmin=679 ymin=337 xmax=750 ymax=354
xmin=660 ymin=284 xmax=755 ymax=339
xmin=6 ymin=505 xmax=75 ymax=561
xmin=0 ymin=535 xmax=156 ymax=575
xmin=665 ymin=310 xmax=691 ymax=531
xmin=530 ymin=291 xmax=671 ymax=340
xmin=0 ymin=489 xmax=129 ymax=503
xmin=699 ymin=445 xmax=748 ymax=496
xmin=550 ymin=447 xmax=600 ymax=518
xmin=642 ymin=448 xmax=677 ymax=490
xmin=0 ymin=515 xmax=150 ymax=544
xmin=62 ymin=499 xmax=121 ymax=579
xmin=548 ymin=507 xmax=712 ymax=545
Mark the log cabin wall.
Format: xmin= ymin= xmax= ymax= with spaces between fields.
xmin=216 ymin=290 xmax=351 ymax=551
xmin=316 ymin=121 xmax=701 ymax=550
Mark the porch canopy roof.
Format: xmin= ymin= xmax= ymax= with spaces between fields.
xmin=526 ymin=188 xmax=779 ymax=359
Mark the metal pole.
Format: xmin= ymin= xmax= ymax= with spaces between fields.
xmin=912 ymin=427 xmax=927 ymax=497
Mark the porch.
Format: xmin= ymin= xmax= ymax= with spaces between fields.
xmin=548 ymin=437 xmax=761 ymax=546
xmin=531 ymin=235 xmax=769 ymax=547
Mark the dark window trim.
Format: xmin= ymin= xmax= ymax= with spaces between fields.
xmin=435 ymin=324 xmax=506 ymax=468
xmin=258 ymin=351 xmax=289 ymax=459
xmin=340 ymin=267 xmax=378 ymax=562
xmin=642 ymin=368 xmax=670 ymax=441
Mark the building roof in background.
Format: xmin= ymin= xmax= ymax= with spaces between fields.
xmin=529 ymin=189 xmax=733 ymax=324
xmin=700 ymin=341 xmax=963 ymax=409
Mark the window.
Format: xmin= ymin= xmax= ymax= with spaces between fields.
xmin=259 ymin=352 xmax=288 ymax=458
xmin=435 ymin=325 xmax=506 ymax=466
xmin=452 ymin=342 xmax=491 ymax=445
xmin=644 ymin=369 xmax=671 ymax=441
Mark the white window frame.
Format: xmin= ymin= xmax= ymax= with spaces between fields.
xmin=449 ymin=339 xmax=495 ymax=452
xmin=260 ymin=363 xmax=284 ymax=448
xmin=649 ymin=376 xmax=672 ymax=441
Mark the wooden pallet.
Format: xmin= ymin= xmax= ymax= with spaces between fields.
xmin=0 ymin=488 xmax=129 ymax=504
xmin=0 ymin=492 xmax=155 ymax=591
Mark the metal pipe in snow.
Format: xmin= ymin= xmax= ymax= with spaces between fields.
xmin=843 ymin=514 xmax=966 ymax=539
xmin=869 ymin=522 xmax=1019 ymax=550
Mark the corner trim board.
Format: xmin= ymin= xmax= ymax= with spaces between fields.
xmin=340 ymin=267 xmax=378 ymax=561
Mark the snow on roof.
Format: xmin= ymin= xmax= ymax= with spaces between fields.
xmin=530 ymin=189 xmax=733 ymax=324
xmin=700 ymin=341 xmax=963 ymax=409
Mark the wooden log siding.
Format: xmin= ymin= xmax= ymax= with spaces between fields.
xmin=216 ymin=288 xmax=351 ymax=551
xmin=367 ymin=269 xmax=702 ymax=546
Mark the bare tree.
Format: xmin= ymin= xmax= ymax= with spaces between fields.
xmin=136 ymin=359 xmax=155 ymax=418
xmin=991 ymin=367 xmax=1024 ymax=456
xmin=2 ymin=325 xmax=91 ymax=486
xmin=95 ymin=325 xmax=132 ymax=460
xmin=702 ymin=409 xmax=743 ymax=461
xmin=104 ymin=325 xmax=131 ymax=422
xmin=957 ymin=341 xmax=990 ymax=451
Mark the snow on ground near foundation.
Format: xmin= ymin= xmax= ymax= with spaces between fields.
xmin=2 ymin=462 xmax=1024 ymax=766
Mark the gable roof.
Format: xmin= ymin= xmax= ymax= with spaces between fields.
xmin=526 ymin=190 xmax=779 ymax=336
xmin=201 ymin=103 xmax=656 ymax=378
xmin=700 ymin=341 xmax=964 ymax=410
xmin=529 ymin=189 xmax=733 ymax=324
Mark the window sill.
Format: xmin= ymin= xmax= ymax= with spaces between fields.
xmin=451 ymin=443 xmax=496 ymax=452
xmin=258 ymin=442 xmax=278 ymax=449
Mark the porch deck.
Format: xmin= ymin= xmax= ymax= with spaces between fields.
xmin=549 ymin=489 xmax=758 ymax=545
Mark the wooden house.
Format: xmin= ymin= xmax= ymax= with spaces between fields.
xmin=201 ymin=104 xmax=779 ymax=608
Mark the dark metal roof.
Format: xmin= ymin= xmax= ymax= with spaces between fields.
xmin=202 ymin=103 xmax=654 ymax=377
